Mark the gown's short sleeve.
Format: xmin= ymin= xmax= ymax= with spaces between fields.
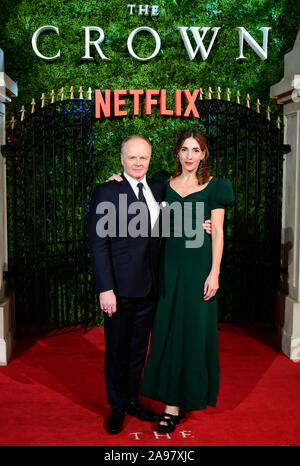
xmin=210 ymin=178 xmax=235 ymax=210
xmin=151 ymin=170 xmax=171 ymax=184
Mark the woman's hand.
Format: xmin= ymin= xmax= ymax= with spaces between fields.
xmin=203 ymin=272 xmax=219 ymax=300
xmin=106 ymin=173 xmax=122 ymax=182
xmin=202 ymin=219 xmax=212 ymax=235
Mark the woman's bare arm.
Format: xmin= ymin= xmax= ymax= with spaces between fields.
xmin=203 ymin=208 xmax=225 ymax=300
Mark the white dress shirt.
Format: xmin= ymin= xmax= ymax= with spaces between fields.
xmin=123 ymin=171 xmax=160 ymax=229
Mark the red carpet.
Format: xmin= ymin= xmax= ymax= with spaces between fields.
xmin=0 ymin=324 xmax=299 ymax=446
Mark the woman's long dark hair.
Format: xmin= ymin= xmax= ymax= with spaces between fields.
xmin=171 ymin=129 xmax=212 ymax=185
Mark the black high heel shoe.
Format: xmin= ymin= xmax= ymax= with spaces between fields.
xmin=157 ymin=408 xmax=185 ymax=434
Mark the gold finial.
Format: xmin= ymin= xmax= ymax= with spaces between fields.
xmin=199 ymin=88 xmax=203 ymax=100
xmin=79 ymin=86 xmax=83 ymax=99
xmin=246 ymin=93 xmax=250 ymax=108
xmin=51 ymin=89 xmax=56 ymax=104
xmin=10 ymin=114 xmax=16 ymax=129
xmin=41 ymin=93 xmax=46 ymax=108
xmin=70 ymin=86 xmax=74 ymax=99
xmin=236 ymin=90 xmax=240 ymax=104
xmin=60 ymin=87 xmax=65 ymax=101
xmin=267 ymin=106 xmax=271 ymax=121
xmin=277 ymin=116 xmax=281 ymax=129
xmin=31 ymin=98 xmax=36 ymax=114
xmin=208 ymin=87 xmax=212 ymax=99
xmin=217 ymin=87 xmax=221 ymax=100
xmin=256 ymin=99 xmax=261 ymax=113
xmin=87 ymin=87 xmax=92 ymax=100
xmin=20 ymin=105 xmax=26 ymax=121
xmin=226 ymin=88 xmax=231 ymax=101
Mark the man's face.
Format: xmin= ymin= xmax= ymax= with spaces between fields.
xmin=121 ymin=137 xmax=151 ymax=181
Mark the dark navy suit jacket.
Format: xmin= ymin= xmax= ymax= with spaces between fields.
xmin=88 ymin=172 xmax=166 ymax=298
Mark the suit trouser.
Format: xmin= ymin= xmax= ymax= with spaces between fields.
xmin=103 ymin=285 xmax=157 ymax=408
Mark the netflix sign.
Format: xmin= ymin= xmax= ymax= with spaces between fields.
xmin=95 ymin=89 xmax=203 ymax=119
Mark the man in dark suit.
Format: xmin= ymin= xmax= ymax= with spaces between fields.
xmin=88 ymin=134 xmax=211 ymax=434
xmin=88 ymin=135 xmax=165 ymax=434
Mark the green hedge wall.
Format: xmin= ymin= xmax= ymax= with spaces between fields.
xmin=1 ymin=0 xmax=299 ymax=181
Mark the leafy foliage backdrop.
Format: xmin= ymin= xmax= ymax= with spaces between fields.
xmin=1 ymin=0 xmax=299 ymax=180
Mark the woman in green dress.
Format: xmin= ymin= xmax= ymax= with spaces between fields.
xmin=140 ymin=129 xmax=235 ymax=433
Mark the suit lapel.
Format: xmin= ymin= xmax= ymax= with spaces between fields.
xmin=119 ymin=171 xmax=163 ymax=204
xmin=118 ymin=171 xmax=139 ymax=205
xmin=118 ymin=171 xmax=165 ymax=235
xmin=146 ymin=177 xmax=166 ymax=235
xmin=146 ymin=177 xmax=164 ymax=203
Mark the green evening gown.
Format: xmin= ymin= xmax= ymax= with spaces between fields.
xmin=140 ymin=172 xmax=235 ymax=411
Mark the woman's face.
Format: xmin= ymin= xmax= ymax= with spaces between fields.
xmin=178 ymin=137 xmax=205 ymax=173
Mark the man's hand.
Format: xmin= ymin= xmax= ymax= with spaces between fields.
xmin=203 ymin=219 xmax=212 ymax=235
xmin=106 ymin=173 xmax=122 ymax=182
xmin=99 ymin=290 xmax=117 ymax=317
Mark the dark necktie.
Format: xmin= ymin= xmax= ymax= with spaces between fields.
xmin=137 ymin=182 xmax=151 ymax=236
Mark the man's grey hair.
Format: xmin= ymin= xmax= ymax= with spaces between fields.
xmin=121 ymin=134 xmax=152 ymax=155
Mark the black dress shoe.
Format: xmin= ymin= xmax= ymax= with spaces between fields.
xmin=125 ymin=401 xmax=158 ymax=422
xmin=106 ymin=407 xmax=125 ymax=434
